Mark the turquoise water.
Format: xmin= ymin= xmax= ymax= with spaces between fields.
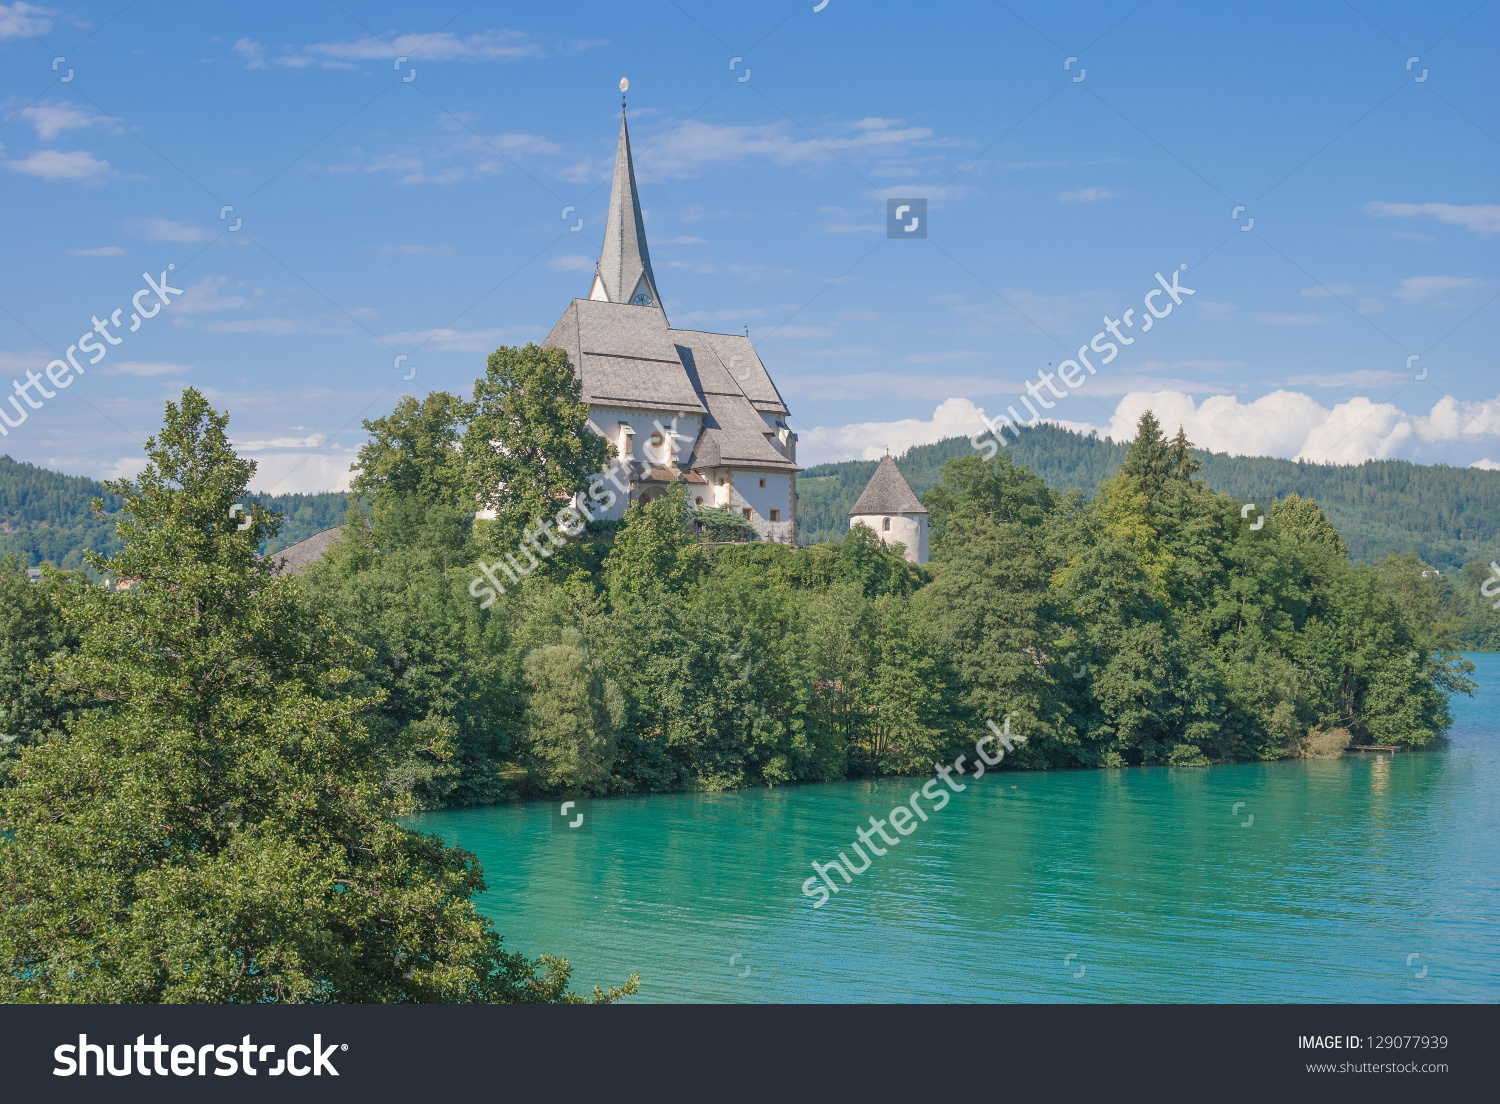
xmin=411 ymin=654 xmax=1500 ymax=1002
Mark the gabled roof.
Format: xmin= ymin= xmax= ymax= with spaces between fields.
xmin=849 ymin=455 xmax=927 ymax=515
xmin=592 ymin=110 xmax=661 ymax=312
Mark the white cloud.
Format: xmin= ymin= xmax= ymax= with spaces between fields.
xmin=200 ymin=318 xmax=328 ymax=335
xmin=904 ymin=349 xmax=985 ymax=364
xmin=1365 ymin=201 xmax=1500 ymax=236
xmin=635 ymin=117 xmax=934 ymax=180
xmin=4 ymin=149 xmax=109 ymax=182
xmin=1300 ymin=283 xmax=1355 ymax=298
xmin=99 ymin=361 xmax=194 ymax=376
xmin=1284 ymin=369 xmax=1408 ymax=388
xmin=0 ymin=2 xmax=53 ymax=39
xmin=1254 ymin=312 xmax=1322 ymax=325
xmin=547 ymin=253 xmax=595 ymax=272
xmin=1392 ymin=275 xmax=1480 ymax=302
xmin=233 ymin=432 xmax=326 ymax=450
xmin=126 ymin=218 xmax=211 ymax=243
xmin=801 ymin=397 xmax=990 ymax=464
xmin=66 ymin=245 xmax=123 ymax=256
xmin=372 ymin=243 xmax=455 ymax=257
xmin=245 ymin=451 xmax=355 ymax=494
xmin=656 ymin=235 xmax=707 ymax=245
xmin=305 ymin=30 xmax=542 ymax=62
xmin=378 ymin=326 xmax=533 ymax=352
xmin=170 ymin=276 xmax=251 ymax=315
xmin=1060 ymin=187 xmax=1113 ymax=203
xmin=1097 ymin=389 xmax=1500 ymax=466
xmin=1472 ymin=458 xmax=1500 ymax=471
xmin=18 ymin=102 xmax=109 ymax=140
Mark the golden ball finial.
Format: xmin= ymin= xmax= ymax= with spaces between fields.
xmin=619 ymin=77 xmax=629 ymax=93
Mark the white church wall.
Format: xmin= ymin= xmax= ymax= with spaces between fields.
xmin=586 ymin=406 xmax=702 ymax=468
xmin=730 ymin=470 xmax=794 ymax=542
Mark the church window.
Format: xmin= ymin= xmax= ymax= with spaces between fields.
xmin=742 ymin=508 xmax=752 ymax=520
xmin=770 ymin=509 xmax=780 ymax=522
xmin=695 ymin=496 xmax=704 ymax=505
xmin=759 ymin=478 xmax=766 ymax=488
xmin=883 ymin=517 xmax=891 ymax=531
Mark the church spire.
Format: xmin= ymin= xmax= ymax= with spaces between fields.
xmin=590 ymin=82 xmax=661 ymax=310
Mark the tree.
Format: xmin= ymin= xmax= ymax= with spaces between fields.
xmin=0 ymin=389 xmax=634 ymax=1003
xmin=520 ymin=628 xmax=622 ymax=792
xmin=351 ymin=392 xmax=472 ymax=514
xmin=463 ymin=344 xmax=612 ymax=541
xmin=0 ymin=556 xmax=86 ymax=782
xmin=602 ymin=489 xmax=704 ymax=606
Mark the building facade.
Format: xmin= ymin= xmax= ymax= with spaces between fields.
xmin=542 ymin=103 xmax=799 ymax=542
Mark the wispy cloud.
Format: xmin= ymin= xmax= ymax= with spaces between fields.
xmin=1060 ymin=187 xmax=1113 ymax=203
xmin=1365 ymin=201 xmax=1500 ymax=236
xmin=126 ymin=218 xmax=211 ymax=243
xmin=1393 ymin=275 xmax=1480 ymax=302
xmin=0 ymin=2 xmax=52 ymax=40
xmin=4 ymin=149 xmax=110 ymax=182
xmin=66 ymin=245 xmax=124 ymax=256
xmin=1254 ymin=312 xmax=1322 ymax=325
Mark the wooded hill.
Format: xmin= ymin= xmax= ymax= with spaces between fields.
xmin=797 ymin=424 xmax=1500 ymax=571
xmin=0 ymin=454 xmax=348 ymax=570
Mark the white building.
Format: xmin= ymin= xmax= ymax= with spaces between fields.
xmin=848 ymin=455 xmax=929 ymax=564
xmin=541 ymin=100 xmax=800 ymax=542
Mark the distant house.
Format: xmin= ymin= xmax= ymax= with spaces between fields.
xmin=25 ymin=567 xmax=41 ymax=583
xmin=532 ymin=98 xmax=801 ymax=542
xmin=848 ymin=455 xmax=929 ymax=565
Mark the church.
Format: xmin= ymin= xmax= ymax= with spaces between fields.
xmin=542 ymin=94 xmax=800 ymax=542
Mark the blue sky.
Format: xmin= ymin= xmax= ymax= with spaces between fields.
xmin=0 ymin=0 xmax=1496 ymax=491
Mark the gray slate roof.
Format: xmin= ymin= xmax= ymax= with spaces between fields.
xmin=848 ymin=456 xmax=927 ymax=515
xmin=270 ymin=526 xmax=344 ymax=575
xmin=544 ymin=300 xmax=705 ymax=414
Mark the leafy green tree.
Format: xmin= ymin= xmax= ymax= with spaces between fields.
xmin=463 ymin=344 xmax=612 ymax=541
xmin=520 ymin=628 xmax=622 ymax=792
xmin=0 ymin=389 xmax=634 ymax=1003
xmin=351 ymin=392 xmax=472 ymax=513
xmin=603 ymin=489 xmax=704 ymax=606
xmin=0 ymin=556 xmax=87 ymax=781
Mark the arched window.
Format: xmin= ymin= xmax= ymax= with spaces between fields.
xmin=882 ymin=517 xmax=891 ymax=531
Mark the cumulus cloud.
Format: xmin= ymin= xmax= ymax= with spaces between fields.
xmin=1098 ymin=389 xmax=1500 ymax=465
xmin=1365 ymin=201 xmax=1500 ymax=236
xmin=808 ymin=390 xmax=1500 ymax=470
xmin=245 ymin=451 xmax=355 ymax=494
xmin=800 ymin=397 xmax=994 ymax=464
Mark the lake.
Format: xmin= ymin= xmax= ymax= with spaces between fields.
xmin=410 ymin=653 xmax=1500 ymax=1002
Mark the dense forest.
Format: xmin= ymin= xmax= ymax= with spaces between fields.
xmin=0 ymin=354 xmax=1482 ymax=1002
xmin=798 ymin=424 xmax=1500 ymax=570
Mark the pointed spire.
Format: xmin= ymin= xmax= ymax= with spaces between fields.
xmin=590 ymin=91 xmax=661 ymax=311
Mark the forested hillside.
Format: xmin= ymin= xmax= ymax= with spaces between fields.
xmin=0 ymin=454 xmax=349 ymax=569
xmin=797 ymin=425 xmax=1500 ymax=570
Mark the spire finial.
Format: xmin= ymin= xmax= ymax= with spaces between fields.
xmin=620 ymin=77 xmax=628 ymax=111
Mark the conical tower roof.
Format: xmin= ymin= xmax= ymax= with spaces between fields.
xmin=590 ymin=105 xmax=661 ymax=312
xmin=849 ymin=455 xmax=927 ymax=515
